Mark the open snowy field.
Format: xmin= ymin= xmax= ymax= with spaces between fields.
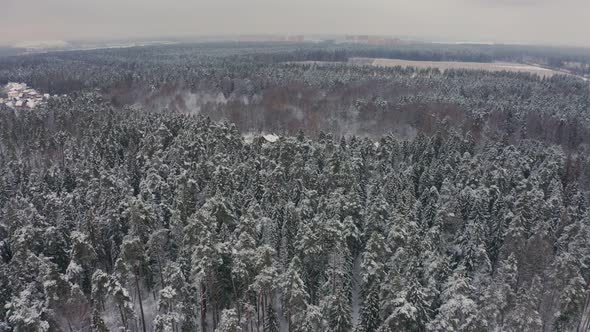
xmin=350 ymin=57 xmax=563 ymax=77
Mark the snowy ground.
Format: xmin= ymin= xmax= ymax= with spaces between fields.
xmin=352 ymin=58 xmax=564 ymax=78
xmin=243 ymin=132 xmax=280 ymax=144
xmin=289 ymin=58 xmax=582 ymax=79
xmin=263 ymin=134 xmax=279 ymax=143
xmin=12 ymin=40 xmax=70 ymax=49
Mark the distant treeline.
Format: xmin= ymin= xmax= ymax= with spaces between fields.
xmin=261 ymin=43 xmax=590 ymax=71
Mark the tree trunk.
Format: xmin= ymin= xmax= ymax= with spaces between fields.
xmin=157 ymin=254 xmax=165 ymax=288
xmin=200 ymin=282 xmax=208 ymax=332
xmin=258 ymin=292 xmax=262 ymax=332
xmin=135 ymin=268 xmax=147 ymax=332
xmin=231 ymin=275 xmax=242 ymax=321
xmin=578 ymin=280 xmax=590 ymax=332
xmin=213 ymin=305 xmax=218 ymax=331
xmin=118 ymin=304 xmax=127 ymax=330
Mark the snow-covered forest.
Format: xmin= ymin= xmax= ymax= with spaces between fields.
xmin=0 ymin=43 xmax=589 ymax=331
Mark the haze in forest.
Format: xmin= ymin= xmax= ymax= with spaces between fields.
xmin=1 ymin=0 xmax=589 ymax=47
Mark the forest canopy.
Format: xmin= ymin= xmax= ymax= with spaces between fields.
xmin=0 ymin=42 xmax=589 ymax=331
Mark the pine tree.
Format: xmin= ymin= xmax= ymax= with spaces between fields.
xmin=185 ymin=208 xmax=222 ymax=332
xmin=119 ymin=236 xmax=148 ymax=332
xmin=216 ymin=308 xmax=242 ymax=332
xmin=327 ymin=290 xmax=352 ymax=332
xmin=282 ymin=256 xmax=309 ymax=331
xmin=357 ymin=287 xmax=380 ymax=332
xmin=479 ymin=254 xmax=518 ymax=330
xmin=428 ymin=265 xmax=479 ymax=332
xmin=154 ymin=286 xmax=182 ymax=332
xmin=504 ymin=285 xmax=542 ymax=332
xmin=358 ymin=232 xmax=387 ymax=332
xmin=5 ymin=283 xmax=50 ymax=332
xmin=263 ymin=305 xmax=279 ymax=332
xmin=91 ymin=308 xmax=109 ymax=332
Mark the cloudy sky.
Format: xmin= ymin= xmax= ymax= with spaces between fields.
xmin=1 ymin=0 xmax=588 ymax=47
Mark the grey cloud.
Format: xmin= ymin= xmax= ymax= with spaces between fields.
xmin=0 ymin=0 xmax=589 ymax=47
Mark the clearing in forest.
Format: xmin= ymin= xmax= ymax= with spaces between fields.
xmin=349 ymin=57 xmax=565 ymax=77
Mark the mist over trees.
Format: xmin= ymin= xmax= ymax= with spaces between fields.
xmin=0 ymin=42 xmax=589 ymax=331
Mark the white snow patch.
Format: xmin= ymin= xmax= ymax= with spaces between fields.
xmin=263 ymin=134 xmax=279 ymax=143
xmin=243 ymin=133 xmax=255 ymax=144
xmin=13 ymin=40 xmax=69 ymax=49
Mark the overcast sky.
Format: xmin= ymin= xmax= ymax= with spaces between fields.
xmin=1 ymin=0 xmax=588 ymax=47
